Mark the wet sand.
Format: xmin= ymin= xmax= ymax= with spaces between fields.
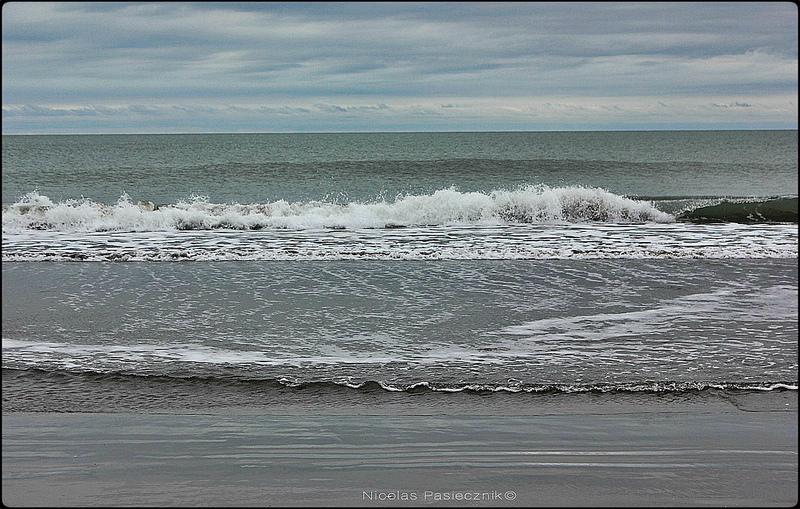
xmin=2 ymin=403 xmax=797 ymax=507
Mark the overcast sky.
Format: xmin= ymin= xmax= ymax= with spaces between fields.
xmin=2 ymin=1 xmax=797 ymax=133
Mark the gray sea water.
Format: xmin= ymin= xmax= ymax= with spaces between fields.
xmin=2 ymin=131 xmax=798 ymax=204
xmin=1 ymin=131 xmax=798 ymax=411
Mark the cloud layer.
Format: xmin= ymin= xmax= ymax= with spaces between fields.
xmin=2 ymin=2 xmax=797 ymax=133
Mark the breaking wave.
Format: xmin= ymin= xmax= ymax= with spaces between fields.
xmin=677 ymin=197 xmax=798 ymax=223
xmin=273 ymin=378 xmax=798 ymax=394
xmin=2 ymin=186 xmax=675 ymax=232
xmin=2 ymin=367 xmax=796 ymax=395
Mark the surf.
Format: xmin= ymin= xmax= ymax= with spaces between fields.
xmin=2 ymin=186 xmax=675 ymax=232
xmin=677 ymin=197 xmax=798 ymax=223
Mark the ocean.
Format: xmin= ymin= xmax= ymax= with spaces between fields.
xmin=2 ymin=130 xmax=798 ymax=505
xmin=1 ymin=130 xmax=798 ymax=409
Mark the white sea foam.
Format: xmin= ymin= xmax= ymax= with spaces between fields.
xmin=0 ymin=338 xmax=429 ymax=368
xmin=2 ymin=223 xmax=796 ymax=261
xmin=2 ymin=186 xmax=674 ymax=233
xmin=3 ymin=336 xmax=796 ymax=394
xmin=3 ymin=189 xmax=797 ymax=261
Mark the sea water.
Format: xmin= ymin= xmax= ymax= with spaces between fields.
xmin=1 ymin=130 xmax=797 ymax=410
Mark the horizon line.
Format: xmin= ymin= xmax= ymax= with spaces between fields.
xmin=3 ymin=127 xmax=798 ymax=136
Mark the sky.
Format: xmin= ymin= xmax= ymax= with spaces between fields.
xmin=1 ymin=1 xmax=797 ymax=133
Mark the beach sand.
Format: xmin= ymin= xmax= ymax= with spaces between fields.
xmin=3 ymin=392 xmax=797 ymax=507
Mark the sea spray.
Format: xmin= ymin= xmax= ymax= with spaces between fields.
xmin=2 ymin=186 xmax=675 ymax=232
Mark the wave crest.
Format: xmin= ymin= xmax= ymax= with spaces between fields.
xmin=3 ymin=368 xmax=796 ymax=395
xmin=2 ymin=186 xmax=675 ymax=232
xmin=677 ymin=197 xmax=798 ymax=223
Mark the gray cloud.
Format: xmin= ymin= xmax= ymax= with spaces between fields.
xmin=711 ymin=101 xmax=754 ymax=108
xmin=2 ymin=2 xmax=797 ymax=132
xmin=314 ymin=103 xmax=391 ymax=114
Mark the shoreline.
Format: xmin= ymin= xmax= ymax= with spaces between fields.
xmin=3 ymin=366 xmax=797 ymax=416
